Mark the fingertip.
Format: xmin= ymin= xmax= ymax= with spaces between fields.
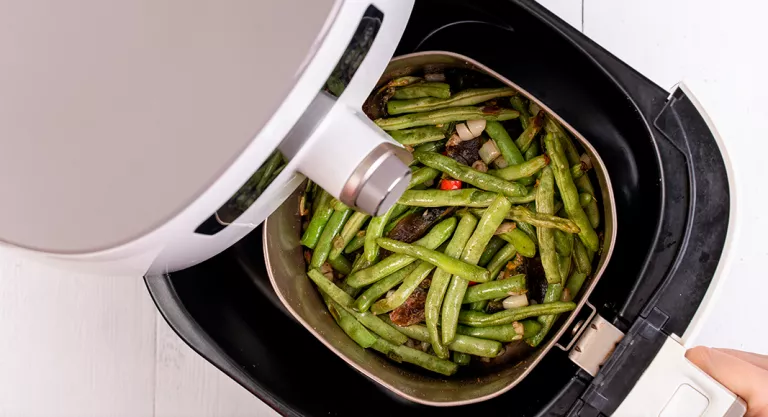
xmin=686 ymin=346 xmax=712 ymax=370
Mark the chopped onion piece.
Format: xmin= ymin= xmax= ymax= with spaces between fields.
xmin=503 ymin=294 xmax=529 ymax=310
xmin=447 ymin=133 xmax=462 ymax=147
xmin=494 ymin=222 xmax=517 ymax=235
xmin=466 ymin=119 xmax=487 ymax=137
xmin=494 ymin=156 xmax=509 ymax=168
xmin=472 ymin=160 xmax=488 ymax=172
xmin=424 ymin=72 xmax=446 ymax=82
xmin=456 ymin=123 xmax=474 ymax=141
xmin=580 ymin=153 xmax=593 ymax=170
xmin=479 ymin=139 xmax=501 ymax=164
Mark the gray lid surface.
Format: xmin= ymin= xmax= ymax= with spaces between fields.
xmin=0 ymin=0 xmax=338 ymax=253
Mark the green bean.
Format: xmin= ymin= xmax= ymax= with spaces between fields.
xmin=442 ymin=194 xmax=510 ymax=344
xmin=536 ymin=166 xmax=561 ymax=284
xmin=572 ymin=238 xmax=592 ymax=275
xmin=453 ymin=351 xmax=471 ymax=366
xmin=563 ymin=271 xmax=588 ymax=302
xmin=322 ymin=293 xmax=376 ymax=348
xmin=375 ymin=106 xmax=519 ymax=131
xmin=387 ymin=87 xmax=516 ymax=115
xmin=363 ymin=203 xmax=397 ymax=262
xmin=344 ymin=231 xmax=366 ymax=254
xmin=413 ymin=140 xmax=445 ymax=156
xmin=579 ymin=193 xmax=593 ymax=207
xmin=408 ymin=167 xmax=441 ymax=189
xmin=509 ymin=96 xmax=531 ymax=130
xmin=346 ymin=217 xmax=457 ymax=288
xmin=398 ymin=189 xmax=493 ymax=208
xmin=371 ymin=261 xmax=435 ymax=314
xmin=387 ymin=321 xmax=502 ymax=358
xmin=506 ymin=206 xmax=580 ymax=234
xmin=485 ymin=121 xmax=525 ymax=167
xmin=544 ymin=133 xmax=599 ymax=252
xmin=300 ymin=190 xmax=333 ymax=249
xmin=389 ymin=126 xmax=446 ymax=146
xmin=479 ymin=236 xmax=506 ymax=267
xmin=514 ymin=111 xmax=545 ymax=153
xmin=524 ymin=138 xmax=540 ymax=161
xmin=310 ymin=207 xmax=352 ymax=269
xmin=558 ymin=254 xmax=571 ymax=285
xmin=426 ymin=211 xmax=477 ymax=359
xmin=529 ymin=101 xmax=541 ymax=116
xmin=353 ymin=263 xmax=419 ymax=313
xmin=392 ymin=82 xmax=451 ymax=99
xmin=554 ymin=230 xmax=574 ymax=258
xmin=487 ymin=243 xmax=517 ymax=280
xmin=254 ymin=151 xmax=284 ymax=195
xmin=489 ymin=155 xmax=550 ymax=181
xmin=522 ymin=320 xmax=543 ymax=338
xmin=377 ymin=238 xmax=490 ymax=283
xmin=571 ymin=162 xmax=587 ymax=179
xmin=383 ymin=207 xmax=421 ymax=235
xmin=371 ymin=339 xmax=458 ymax=376
xmin=327 ymin=255 xmax=352 ymax=275
xmin=307 ymin=269 xmax=407 ymax=344
xmin=456 ymin=322 xmax=524 ymax=342
xmin=330 ymin=212 xmax=370 ymax=260
xmin=516 ymin=221 xmax=538 ymax=245
xmin=497 ymin=229 xmax=537 ymax=258
xmin=462 ymin=275 xmax=526 ymax=303
xmin=414 ymin=151 xmax=528 ymax=197
xmin=458 ymin=302 xmax=576 ymax=327
xmin=526 ymin=283 xmax=564 ymax=347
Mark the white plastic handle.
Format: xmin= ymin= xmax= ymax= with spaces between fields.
xmin=614 ymin=336 xmax=746 ymax=417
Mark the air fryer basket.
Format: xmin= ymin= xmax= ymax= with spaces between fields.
xmin=263 ymin=51 xmax=617 ymax=406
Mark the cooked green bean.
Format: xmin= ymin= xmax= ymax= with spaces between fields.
xmin=408 ymin=167 xmax=441 ymax=189
xmin=558 ymin=254 xmax=571 ymax=285
xmin=524 ymin=138 xmax=540 ymax=161
xmin=544 ymin=133 xmax=599 ymax=252
xmin=509 ymin=96 xmax=531 ymax=130
xmin=571 ymin=162 xmax=587 ymax=179
xmin=458 ymin=302 xmax=576 ymax=327
xmin=310 ymin=207 xmax=352 ymax=269
xmin=300 ymin=190 xmax=333 ymax=249
xmin=371 ymin=339 xmax=457 ymax=376
xmin=371 ymin=261 xmax=435 ymax=315
xmin=387 ymin=87 xmax=516 ymax=115
xmin=514 ymin=111 xmax=545 ymax=153
xmin=553 ymin=229 xmax=574 ymax=258
xmin=387 ymin=321 xmax=502 ymax=358
xmin=392 ymin=82 xmax=451 ymax=99
xmin=414 ymin=151 xmax=528 ymax=197
xmin=579 ymin=193 xmax=593 ymax=207
xmin=399 ymin=189 xmax=495 ymax=208
xmin=254 ymin=151 xmax=284 ymax=195
xmin=390 ymin=126 xmax=446 ymax=146
xmin=526 ymin=283 xmax=564 ymax=347
xmin=426 ymin=211 xmax=477 ymax=359
xmin=505 ymin=206 xmax=580 ymax=234
xmin=536 ymin=166 xmax=561 ymax=284
xmin=462 ymin=275 xmax=526 ymax=303
xmin=522 ymin=320 xmax=543 ymax=338
xmin=457 ymin=322 xmax=524 ymax=342
xmin=363 ymin=203 xmax=397 ymax=262
xmin=346 ymin=217 xmax=457 ymax=288
xmin=322 ymin=293 xmax=376 ymax=348
xmin=413 ymin=140 xmax=445 ymax=157
xmin=485 ymin=121 xmax=525 ymax=167
xmin=330 ymin=212 xmax=370 ymax=260
xmin=489 ymin=154 xmax=550 ymax=181
xmin=487 ymin=243 xmax=517 ymax=280
xmin=453 ymin=351 xmax=471 ymax=366
xmin=563 ymin=271 xmax=588 ymax=302
xmin=344 ymin=231 xmax=366 ymax=254
xmin=377 ymin=238 xmax=490 ymax=282
xmin=572 ymin=238 xmax=592 ymax=275
xmin=442 ymin=194 xmax=510 ymax=344
xmin=497 ymin=229 xmax=537 ymax=258
xmin=375 ymin=106 xmax=519 ymax=131
xmin=479 ymin=236 xmax=506 ymax=267
xmin=307 ymin=269 xmax=407 ymax=344
xmin=383 ymin=207 xmax=421 ymax=235
xmin=353 ymin=263 xmax=419 ymax=313
xmin=516 ymin=221 xmax=538 ymax=245
xmin=327 ymin=255 xmax=351 ymax=275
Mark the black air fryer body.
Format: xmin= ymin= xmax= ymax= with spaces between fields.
xmin=146 ymin=1 xmax=730 ymax=415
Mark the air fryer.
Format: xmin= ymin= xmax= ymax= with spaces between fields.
xmin=145 ymin=0 xmax=734 ymax=416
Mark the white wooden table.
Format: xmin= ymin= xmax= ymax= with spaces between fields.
xmin=0 ymin=1 xmax=765 ymax=415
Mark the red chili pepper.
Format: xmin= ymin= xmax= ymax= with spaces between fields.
xmin=468 ymin=281 xmax=478 ymax=286
xmin=439 ymin=179 xmax=462 ymax=190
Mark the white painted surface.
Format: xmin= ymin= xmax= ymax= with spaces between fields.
xmin=0 ymin=1 xmax=764 ymax=416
